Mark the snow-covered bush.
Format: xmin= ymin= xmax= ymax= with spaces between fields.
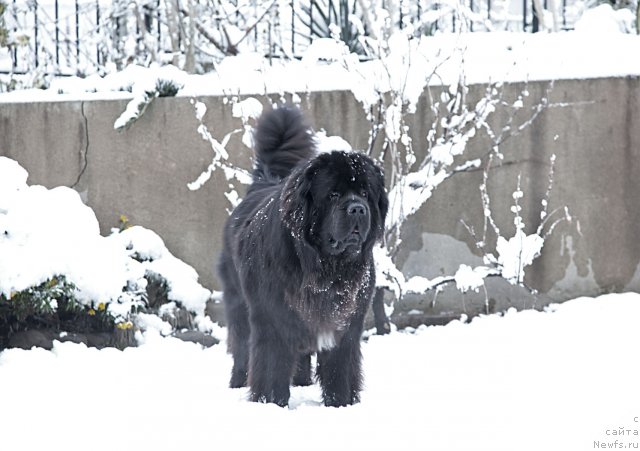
xmin=0 ymin=157 xmax=217 ymax=349
xmin=113 ymin=65 xmax=186 ymax=131
xmin=575 ymin=2 xmax=638 ymax=33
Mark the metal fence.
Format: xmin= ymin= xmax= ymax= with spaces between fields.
xmin=0 ymin=0 xmax=583 ymax=78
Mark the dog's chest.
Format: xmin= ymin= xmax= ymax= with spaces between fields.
xmin=285 ymin=267 xmax=371 ymax=352
xmin=286 ymin=287 xmax=356 ymax=353
xmin=302 ymin=284 xmax=360 ymax=326
xmin=302 ymin=288 xmax=357 ymax=352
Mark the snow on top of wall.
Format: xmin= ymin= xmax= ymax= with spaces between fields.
xmin=1 ymin=29 xmax=640 ymax=104
xmin=231 ymin=96 xmax=263 ymax=122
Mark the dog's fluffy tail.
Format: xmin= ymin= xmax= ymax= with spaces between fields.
xmin=253 ymin=107 xmax=316 ymax=181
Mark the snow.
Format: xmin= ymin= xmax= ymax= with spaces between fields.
xmin=574 ymin=4 xmax=637 ymax=34
xmin=232 ymin=97 xmax=263 ymax=149
xmin=2 ymin=31 xmax=640 ymax=104
xmin=386 ymin=162 xmax=450 ymax=232
xmin=231 ymin=96 xmax=263 ymax=122
xmin=0 ymin=292 xmax=638 ymax=451
xmin=315 ymin=130 xmax=353 ymax=153
xmin=0 ymin=157 xmax=211 ymax=319
xmin=110 ymin=226 xmax=212 ymax=316
xmin=0 ymin=157 xmax=28 ymax=195
xmin=301 ymin=37 xmax=352 ymax=65
xmin=495 ymin=230 xmax=545 ymax=284
xmin=384 ymin=103 xmax=404 ymax=142
xmin=454 ymin=264 xmax=489 ymax=292
xmin=0 ymin=175 xmax=133 ymax=306
xmin=111 ymin=65 xmax=187 ymax=131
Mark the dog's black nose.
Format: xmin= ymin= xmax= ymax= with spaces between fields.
xmin=347 ymin=201 xmax=367 ymax=216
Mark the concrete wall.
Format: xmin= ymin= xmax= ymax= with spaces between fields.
xmin=1 ymin=77 xmax=639 ymax=326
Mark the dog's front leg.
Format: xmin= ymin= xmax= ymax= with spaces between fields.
xmin=316 ymin=326 xmax=364 ymax=407
xmin=248 ymin=328 xmax=295 ymax=407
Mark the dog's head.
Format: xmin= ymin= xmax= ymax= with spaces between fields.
xmin=281 ymin=151 xmax=388 ymax=260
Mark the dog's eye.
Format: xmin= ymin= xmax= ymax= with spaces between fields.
xmin=360 ymin=190 xmax=368 ymax=198
xmin=329 ymin=192 xmax=340 ymax=201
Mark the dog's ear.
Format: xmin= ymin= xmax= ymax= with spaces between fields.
xmin=280 ymin=163 xmax=315 ymax=243
xmin=280 ymin=161 xmax=325 ymax=274
xmin=368 ymin=161 xmax=388 ymax=242
xmin=375 ymin=164 xmax=389 ymax=236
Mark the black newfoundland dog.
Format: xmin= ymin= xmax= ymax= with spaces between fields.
xmin=218 ymin=106 xmax=388 ymax=407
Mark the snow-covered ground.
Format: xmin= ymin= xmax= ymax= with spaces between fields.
xmin=0 ymin=292 xmax=638 ymax=451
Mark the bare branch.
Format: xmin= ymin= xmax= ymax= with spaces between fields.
xmin=233 ymin=0 xmax=278 ymax=49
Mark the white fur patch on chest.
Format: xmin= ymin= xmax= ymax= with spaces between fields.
xmin=317 ymin=331 xmax=336 ymax=351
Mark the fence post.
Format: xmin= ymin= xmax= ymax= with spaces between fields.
xmin=55 ymin=0 xmax=59 ymax=65
xmin=157 ymin=0 xmax=161 ymax=50
xmin=75 ymin=0 xmax=79 ymax=63
xmin=291 ymin=0 xmax=295 ymax=54
xmin=532 ymin=0 xmax=546 ymax=32
xmin=33 ymin=0 xmax=40 ymax=67
xmin=96 ymin=0 xmax=100 ymax=66
xmin=11 ymin=0 xmax=16 ymax=70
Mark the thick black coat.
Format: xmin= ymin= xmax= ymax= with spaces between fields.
xmin=218 ymin=107 xmax=388 ymax=407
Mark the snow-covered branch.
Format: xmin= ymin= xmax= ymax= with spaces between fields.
xmin=339 ymin=24 xmax=574 ymax=319
xmin=376 ymin=152 xmax=571 ymax=315
xmin=187 ymin=98 xmax=252 ymax=208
